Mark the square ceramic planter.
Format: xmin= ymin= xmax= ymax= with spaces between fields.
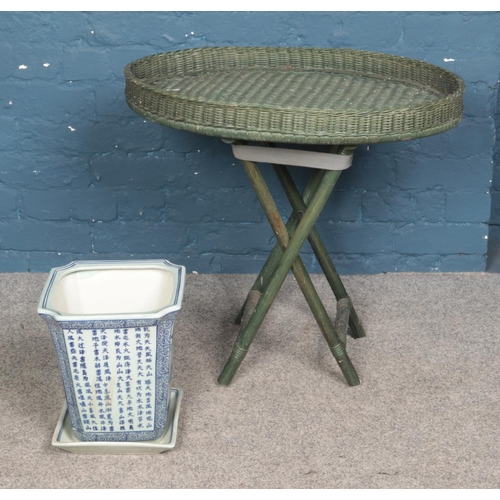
xmin=38 ymin=260 xmax=185 ymax=443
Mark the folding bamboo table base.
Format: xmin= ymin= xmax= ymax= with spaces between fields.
xmin=217 ymin=142 xmax=366 ymax=387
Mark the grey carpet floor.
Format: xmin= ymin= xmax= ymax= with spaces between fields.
xmin=1 ymin=272 xmax=500 ymax=489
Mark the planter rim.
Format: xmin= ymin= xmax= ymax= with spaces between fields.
xmin=37 ymin=259 xmax=186 ymax=322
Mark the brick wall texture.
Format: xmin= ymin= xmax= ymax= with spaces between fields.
xmin=1 ymin=11 xmax=499 ymax=273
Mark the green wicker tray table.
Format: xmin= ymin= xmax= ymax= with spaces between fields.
xmin=125 ymin=46 xmax=464 ymax=387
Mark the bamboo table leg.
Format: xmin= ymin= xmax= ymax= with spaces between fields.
xmin=235 ymin=155 xmax=365 ymax=340
xmin=272 ymin=163 xmax=366 ymax=339
xmin=242 ymin=161 xmax=359 ymax=384
xmin=218 ymin=161 xmax=360 ymax=387
xmin=234 ymin=169 xmax=325 ymax=325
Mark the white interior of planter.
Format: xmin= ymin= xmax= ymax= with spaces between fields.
xmin=47 ymin=268 xmax=176 ymax=315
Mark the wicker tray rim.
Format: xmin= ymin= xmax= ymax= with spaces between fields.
xmin=124 ymin=47 xmax=464 ymax=115
xmin=124 ymin=46 xmax=464 ymax=144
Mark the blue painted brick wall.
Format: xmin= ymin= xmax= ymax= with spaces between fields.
xmin=489 ymin=68 xmax=500 ymax=240
xmin=1 ymin=11 xmax=499 ymax=273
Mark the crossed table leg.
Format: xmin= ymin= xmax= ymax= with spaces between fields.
xmin=217 ymin=143 xmax=365 ymax=387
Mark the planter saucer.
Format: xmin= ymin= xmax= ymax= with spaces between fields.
xmin=52 ymin=388 xmax=183 ymax=454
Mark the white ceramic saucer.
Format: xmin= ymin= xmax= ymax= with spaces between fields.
xmin=52 ymin=388 xmax=183 ymax=454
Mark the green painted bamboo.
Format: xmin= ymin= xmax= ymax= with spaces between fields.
xmin=240 ymin=160 xmax=359 ymax=385
xmin=218 ymin=164 xmax=360 ymax=386
xmin=239 ymin=290 xmax=261 ymax=329
xmin=334 ymin=298 xmax=351 ymax=347
xmin=234 ymin=169 xmax=325 ymax=325
xmin=272 ymin=162 xmax=366 ymax=339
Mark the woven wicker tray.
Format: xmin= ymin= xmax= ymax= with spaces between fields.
xmin=124 ymin=47 xmax=464 ymax=145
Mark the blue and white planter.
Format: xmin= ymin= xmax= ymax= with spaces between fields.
xmin=38 ymin=260 xmax=186 ymax=443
